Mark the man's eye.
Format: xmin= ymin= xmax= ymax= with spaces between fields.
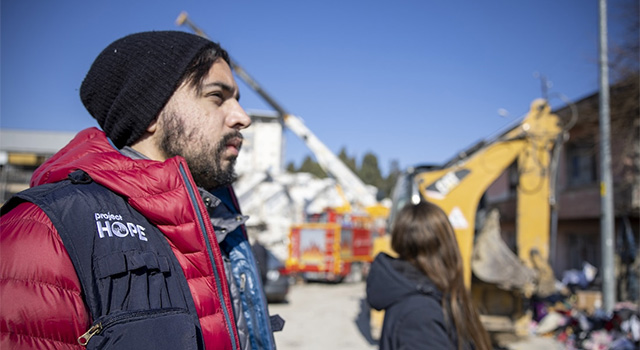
xmin=206 ymin=92 xmax=223 ymax=103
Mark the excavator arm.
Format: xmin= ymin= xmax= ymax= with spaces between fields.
xmin=413 ymin=99 xmax=562 ymax=286
xmin=374 ymin=99 xmax=567 ymax=337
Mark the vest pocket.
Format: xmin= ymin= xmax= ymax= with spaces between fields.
xmin=95 ymin=250 xmax=174 ymax=311
xmin=80 ymin=308 xmax=198 ymax=350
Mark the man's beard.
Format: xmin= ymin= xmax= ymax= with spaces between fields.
xmin=159 ymin=112 xmax=241 ymax=190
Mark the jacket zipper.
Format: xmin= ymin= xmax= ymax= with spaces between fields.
xmin=78 ymin=324 xmax=101 ymax=346
xmin=77 ymin=308 xmax=185 ymax=346
xmin=179 ymin=164 xmax=238 ymax=350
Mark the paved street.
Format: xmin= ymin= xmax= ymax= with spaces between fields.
xmin=269 ymin=281 xmax=377 ymax=350
xmin=268 ymin=281 xmax=566 ymax=350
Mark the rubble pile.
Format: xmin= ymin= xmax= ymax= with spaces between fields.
xmin=524 ymin=258 xmax=638 ymax=349
xmin=532 ymin=297 xmax=638 ymax=349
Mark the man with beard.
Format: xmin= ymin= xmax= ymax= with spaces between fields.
xmin=0 ymin=31 xmax=277 ymax=350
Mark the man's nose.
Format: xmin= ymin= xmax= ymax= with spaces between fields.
xmin=226 ymin=99 xmax=252 ymax=129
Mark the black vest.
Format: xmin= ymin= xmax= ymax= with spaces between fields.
xmin=2 ymin=170 xmax=204 ymax=349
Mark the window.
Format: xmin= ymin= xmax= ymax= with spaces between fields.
xmin=566 ymin=143 xmax=597 ymax=187
xmin=566 ymin=232 xmax=600 ymax=270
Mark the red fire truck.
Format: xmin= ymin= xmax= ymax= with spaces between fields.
xmin=286 ymin=209 xmax=383 ymax=282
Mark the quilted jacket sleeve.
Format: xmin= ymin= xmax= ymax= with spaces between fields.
xmin=0 ymin=202 xmax=91 ymax=349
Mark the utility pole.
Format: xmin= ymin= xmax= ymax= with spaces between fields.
xmin=598 ymin=0 xmax=615 ymax=313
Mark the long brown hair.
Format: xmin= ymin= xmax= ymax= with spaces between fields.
xmin=391 ymin=201 xmax=491 ymax=350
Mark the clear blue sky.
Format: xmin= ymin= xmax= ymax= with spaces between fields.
xmin=0 ymin=1 xmax=629 ymax=175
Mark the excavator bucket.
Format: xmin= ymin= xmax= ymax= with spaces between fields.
xmin=471 ymin=209 xmax=537 ymax=293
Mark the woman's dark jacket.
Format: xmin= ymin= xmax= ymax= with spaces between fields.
xmin=367 ymin=253 xmax=461 ymax=350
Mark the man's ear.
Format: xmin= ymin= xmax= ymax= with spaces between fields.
xmin=129 ymin=117 xmax=166 ymax=161
xmin=146 ymin=118 xmax=159 ymax=134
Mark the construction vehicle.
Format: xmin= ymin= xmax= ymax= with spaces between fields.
xmin=372 ymin=98 xmax=574 ymax=339
xmin=281 ymin=116 xmax=389 ymax=282
xmin=287 ymin=208 xmax=384 ymax=282
xmin=176 ymin=13 xmax=389 ymax=278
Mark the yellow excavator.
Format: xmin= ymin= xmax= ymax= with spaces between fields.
xmin=372 ymin=99 xmax=574 ymax=339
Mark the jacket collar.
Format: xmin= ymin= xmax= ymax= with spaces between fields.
xmin=31 ymin=128 xmax=194 ymax=228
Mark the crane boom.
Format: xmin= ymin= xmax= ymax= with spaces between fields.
xmin=176 ymin=11 xmax=378 ymax=210
xmin=283 ymin=114 xmax=377 ymax=208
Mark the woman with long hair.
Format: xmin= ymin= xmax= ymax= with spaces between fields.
xmin=366 ymin=201 xmax=492 ymax=350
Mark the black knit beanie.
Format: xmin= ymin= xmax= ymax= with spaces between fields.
xmin=80 ymin=31 xmax=218 ymax=148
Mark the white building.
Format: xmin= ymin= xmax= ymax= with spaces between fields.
xmin=235 ymin=110 xmax=285 ymax=175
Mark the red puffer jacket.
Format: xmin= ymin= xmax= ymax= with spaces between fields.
xmin=0 ymin=128 xmax=240 ymax=349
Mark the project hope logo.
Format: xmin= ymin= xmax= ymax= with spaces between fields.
xmin=94 ymin=212 xmax=148 ymax=241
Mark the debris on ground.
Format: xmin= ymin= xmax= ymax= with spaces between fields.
xmin=527 ymin=282 xmax=638 ymax=349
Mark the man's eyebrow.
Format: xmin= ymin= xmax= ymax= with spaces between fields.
xmin=202 ymin=81 xmax=240 ymax=101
